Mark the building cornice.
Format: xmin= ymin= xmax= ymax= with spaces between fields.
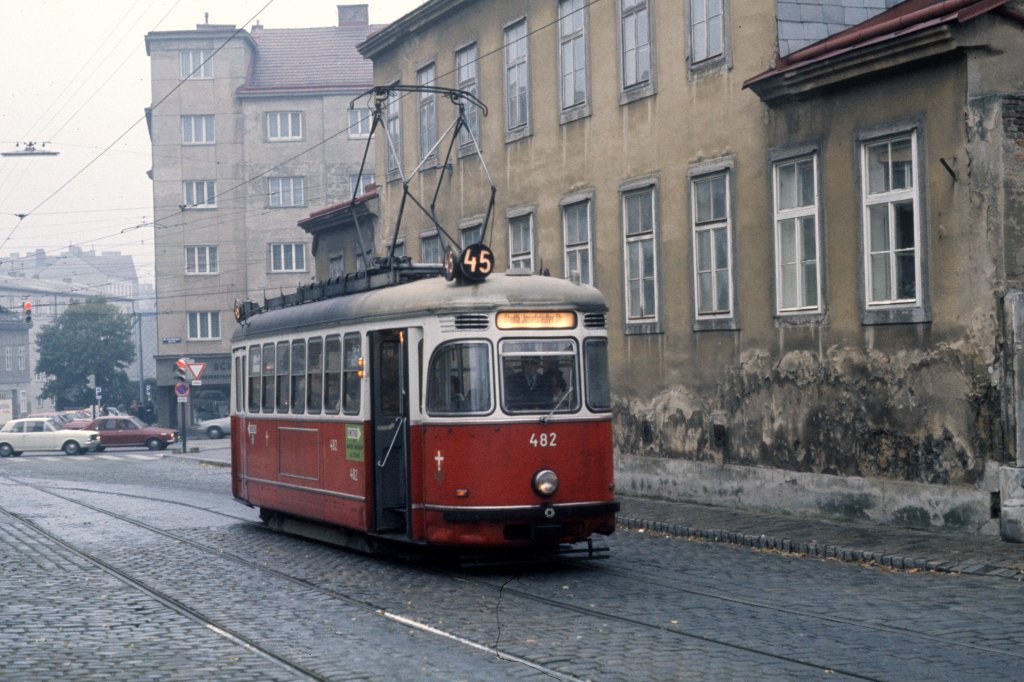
xmin=358 ymin=0 xmax=477 ymax=59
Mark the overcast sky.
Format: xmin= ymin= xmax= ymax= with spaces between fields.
xmin=0 ymin=0 xmax=425 ymax=286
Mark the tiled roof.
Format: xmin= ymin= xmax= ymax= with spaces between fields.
xmin=239 ymin=24 xmax=382 ymax=95
xmin=746 ymin=0 xmax=1015 ymax=90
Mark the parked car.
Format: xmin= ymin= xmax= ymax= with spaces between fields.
xmin=82 ymin=416 xmax=179 ymax=451
xmin=0 ymin=417 xmax=101 ymax=456
xmin=198 ymin=415 xmax=230 ymax=439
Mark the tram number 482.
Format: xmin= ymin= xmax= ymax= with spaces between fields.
xmin=529 ymin=432 xmax=558 ymax=448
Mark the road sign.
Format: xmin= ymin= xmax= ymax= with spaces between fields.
xmin=187 ymin=361 xmax=207 ymax=381
xmin=95 ymin=387 xmax=103 ymax=400
xmin=174 ymin=381 xmax=190 ymax=397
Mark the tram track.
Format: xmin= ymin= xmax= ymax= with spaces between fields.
xmin=5 ymin=475 xmax=1020 ymax=680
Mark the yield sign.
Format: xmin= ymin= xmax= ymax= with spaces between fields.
xmin=186 ymin=361 xmax=207 ymax=381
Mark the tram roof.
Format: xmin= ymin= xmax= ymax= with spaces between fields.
xmin=231 ymin=273 xmax=607 ymax=342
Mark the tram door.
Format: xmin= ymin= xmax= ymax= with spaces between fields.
xmin=370 ymin=329 xmax=409 ymax=534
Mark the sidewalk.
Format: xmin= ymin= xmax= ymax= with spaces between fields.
xmin=165 ymin=447 xmax=1024 ymax=580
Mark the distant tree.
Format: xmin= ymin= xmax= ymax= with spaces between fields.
xmin=35 ymin=298 xmax=136 ymax=409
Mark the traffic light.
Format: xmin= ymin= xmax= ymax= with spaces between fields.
xmin=175 ymin=357 xmax=189 ymax=383
xmin=22 ymin=301 xmax=31 ymax=324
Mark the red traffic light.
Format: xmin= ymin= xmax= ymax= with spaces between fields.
xmin=22 ymin=301 xmax=32 ymax=323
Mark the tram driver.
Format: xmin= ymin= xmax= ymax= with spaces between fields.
xmin=506 ymin=356 xmax=553 ymax=410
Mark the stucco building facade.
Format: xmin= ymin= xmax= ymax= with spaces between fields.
xmin=357 ymin=0 xmax=1024 ymax=537
xmin=145 ymin=5 xmax=378 ymax=426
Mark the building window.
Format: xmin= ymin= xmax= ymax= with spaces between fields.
xmin=692 ymin=172 xmax=732 ymax=319
xmin=622 ymin=186 xmax=658 ymax=324
xmin=329 ymin=252 xmax=345 ymax=277
xmin=187 ymin=311 xmax=221 ymax=340
xmin=267 ymin=111 xmax=302 ymax=141
xmin=385 ymin=85 xmax=402 ymax=180
xmin=862 ymin=132 xmax=920 ymax=307
xmin=509 ymin=214 xmax=533 ymax=270
xmin=269 ymin=176 xmax=304 ymax=207
xmin=348 ymin=108 xmax=372 ymax=138
xmin=774 ymin=155 xmax=820 ymax=314
xmin=421 ymin=234 xmax=443 ymax=264
xmin=455 ymin=43 xmax=480 ymax=149
xmin=563 ymin=198 xmax=592 ymax=285
xmin=621 ymin=0 xmax=651 ymax=89
xmin=183 ymin=180 xmax=216 ymax=208
xmin=418 ymin=63 xmax=437 ymax=164
xmin=186 ymin=245 xmax=219 ymax=275
xmin=461 ymin=223 xmax=483 ymax=248
xmin=4 ymin=348 xmax=11 ymax=371
xmin=504 ymin=19 xmax=530 ymax=137
xmin=271 ymin=243 xmax=306 ymax=273
xmin=689 ymin=0 xmax=724 ymax=64
xmin=181 ymin=115 xmax=214 ymax=144
xmin=559 ymin=0 xmax=588 ymax=113
xmin=350 ymin=173 xmax=375 ymax=197
xmin=180 ymin=49 xmax=212 ymax=79
xmin=16 ymin=347 xmax=25 ymax=371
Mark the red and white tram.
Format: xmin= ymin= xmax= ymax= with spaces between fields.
xmin=229 ymin=269 xmax=619 ymax=557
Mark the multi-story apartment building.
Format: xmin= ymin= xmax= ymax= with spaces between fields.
xmin=358 ymin=0 xmax=1024 ymax=538
xmin=145 ymin=5 xmax=377 ymax=426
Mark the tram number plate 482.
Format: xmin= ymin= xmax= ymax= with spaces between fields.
xmin=529 ymin=432 xmax=557 ymax=448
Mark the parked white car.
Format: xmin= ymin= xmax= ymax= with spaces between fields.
xmin=0 ymin=417 xmax=102 ymax=456
xmin=198 ymin=415 xmax=231 ymax=439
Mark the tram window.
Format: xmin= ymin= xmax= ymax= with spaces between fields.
xmin=262 ymin=342 xmax=275 ymax=412
xmin=276 ymin=342 xmax=290 ymax=412
xmin=324 ymin=335 xmax=342 ymax=414
xmin=235 ymin=355 xmax=244 ymax=412
xmin=248 ymin=345 xmax=262 ymax=413
xmin=584 ymin=338 xmax=611 ymax=412
xmin=291 ymin=340 xmax=306 ymax=413
xmin=500 ymin=339 xmax=579 ymax=414
xmin=342 ymin=333 xmax=361 ymax=415
xmin=426 ymin=341 xmax=492 ymax=415
xmin=307 ymin=337 xmax=324 ymax=414
xmin=379 ymin=340 xmax=402 ymax=417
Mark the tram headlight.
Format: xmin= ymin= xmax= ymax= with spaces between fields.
xmin=532 ymin=469 xmax=559 ymax=497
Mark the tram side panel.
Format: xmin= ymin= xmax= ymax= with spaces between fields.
xmin=234 ymin=415 xmax=372 ymax=533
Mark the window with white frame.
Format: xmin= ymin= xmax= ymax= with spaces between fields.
xmin=349 ymin=173 xmax=375 ymax=197
xmin=269 ymin=176 xmax=304 ymax=207
xmin=418 ymin=64 xmax=437 ymax=163
xmin=621 ymin=0 xmax=651 ymax=89
xmin=421 ymin=233 xmax=443 ymax=264
xmin=559 ymin=0 xmax=587 ymax=111
xmin=456 ymin=43 xmax=480 ymax=148
xmin=689 ymin=0 xmax=724 ymax=64
xmin=271 ymin=243 xmax=306 ymax=272
xmin=4 ymin=347 xmax=11 ymax=371
xmin=509 ymin=214 xmax=533 ymax=270
xmin=461 ymin=224 xmax=483 ymax=248
xmin=773 ymin=155 xmax=820 ymax=313
xmin=183 ymin=180 xmax=216 ymax=208
xmin=862 ymin=133 xmax=919 ymax=306
xmin=563 ymin=199 xmax=592 ymax=285
xmin=622 ymin=186 xmax=658 ymax=322
xmin=181 ymin=115 xmax=214 ymax=144
xmin=348 ymin=108 xmax=372 ymax=138
xmin=329 ymin=252 xmax=345 ymax=278
xmin=692 ymin=172 xmax=732 ymax=318
xmin=180 ymin=49 xmax=212 ymax=79
xmin=267 ymin=111 xmax=302 ymax=141
xmin=504 ymin=19 xmax=530 ymax=134
xmin=187 ymin=311 xmax=221 ymax=340
xmin=385 ymin=85 xmax=401 ymax=179
xmin=16 ymin=347 xmax=25 ymax=371
xmin=186 ymin=245 xmax=219 ymax=275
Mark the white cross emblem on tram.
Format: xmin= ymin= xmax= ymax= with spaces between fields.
xmin=435 ymin=450 xmax=444 ymax=471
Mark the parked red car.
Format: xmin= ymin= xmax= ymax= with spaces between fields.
xmin=82 ymin=415 xmax=179 ymax=451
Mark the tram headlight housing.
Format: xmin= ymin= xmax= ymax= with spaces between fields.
xmin=532 ymin=469 xmax=559 ymax=497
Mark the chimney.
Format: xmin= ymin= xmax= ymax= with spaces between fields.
xmin=338 ymin=4 xmax=369 ymax=27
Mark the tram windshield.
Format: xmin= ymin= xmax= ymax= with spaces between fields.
xmin=426 ymin=342 xmax=492 ymax=415
xmin=500 ymin=339 xmax=579 ymax=414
